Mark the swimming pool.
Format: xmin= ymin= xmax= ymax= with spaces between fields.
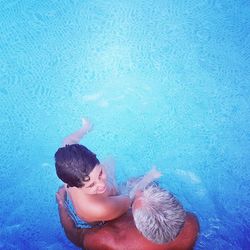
xmin=0 ymin=0 xmax=249 ymax=249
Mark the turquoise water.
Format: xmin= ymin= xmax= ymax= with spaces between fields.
xmin=0 ymin=1 xmax=249 ymax=249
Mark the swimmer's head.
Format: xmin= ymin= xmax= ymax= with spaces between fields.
xmin=55 ymin=144 xmax=100 ymax=188
xmin=132 ymin=184 xmax=186 ymax=244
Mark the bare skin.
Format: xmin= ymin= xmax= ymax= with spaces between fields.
xmin=65 ymin=170 xmax=131 ymax=222
xmin=56 ymin=187 xmax=200 ymax=250
xmin=62 ymin=118 xmax=93 ymax=147
xmin=60 ymin=118 xmax=131 ymax=222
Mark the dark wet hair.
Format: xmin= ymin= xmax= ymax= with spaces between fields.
xmin=54 ymin=144 xmax=100 ymax=188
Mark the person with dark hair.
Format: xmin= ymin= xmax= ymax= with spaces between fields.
xmin=55 ymin=144 xmax=100 ymax=188
xmin=56 ymin=185 xmax=200 ymax=250
xmin=54 ymin=118 xmax=131 ymax=225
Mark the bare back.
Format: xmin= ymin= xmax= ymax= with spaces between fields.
xmin=83 ymin=211 xmax=199 ymax=250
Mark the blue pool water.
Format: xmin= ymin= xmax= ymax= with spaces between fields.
xmin=0 ymin=1 xmax=249 ymax=249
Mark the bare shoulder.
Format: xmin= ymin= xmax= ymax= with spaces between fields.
xmin=185 ymin=212 xmax=200 ymax=232
xmin=75 ymin=195 xmax=115 ymax=222
xmin=175 ymin=212 xmax=200 ymax=249
xmin=65 ymin=187 xmax=101 ymax=221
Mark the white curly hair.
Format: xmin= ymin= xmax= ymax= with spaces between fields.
xmin=132 ymin=184 xmax=186 ymax=244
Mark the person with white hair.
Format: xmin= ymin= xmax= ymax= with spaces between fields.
xmin=56 ymin=183 xmax=199 ymax=250
xmin=132 ymin=184 xmax=187 ymax=244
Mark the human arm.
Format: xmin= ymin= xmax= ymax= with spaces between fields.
xmin=62 ymin=118 xmax=92 ymax=147
xmin=129 ymin=166 xmax=162 ymax=199
xmin=101 ymin=158 xmax=116 ymax=184
xmin=56 ymin=187 xmax=88 ymax=248
xmin=75 ymin=194 xmax=132 ymax=222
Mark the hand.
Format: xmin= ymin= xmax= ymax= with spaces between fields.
xmin=129 ymin=166 xmax=162 ymax=199
xmin=82 ymin=118 xmax=93 ymax=134
xmin=118 ymin=177 xmax=141 ymax=196
xmin=147 ymin=165 xmax=162 ymax=179
xmin=56 ymin=186 xmax=67 ymax=206
xmin=126 ymin=176 xmax=143 ymax=192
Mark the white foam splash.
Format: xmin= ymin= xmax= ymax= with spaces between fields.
xmin=175 ymin=169 xmax=201 ymax=184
